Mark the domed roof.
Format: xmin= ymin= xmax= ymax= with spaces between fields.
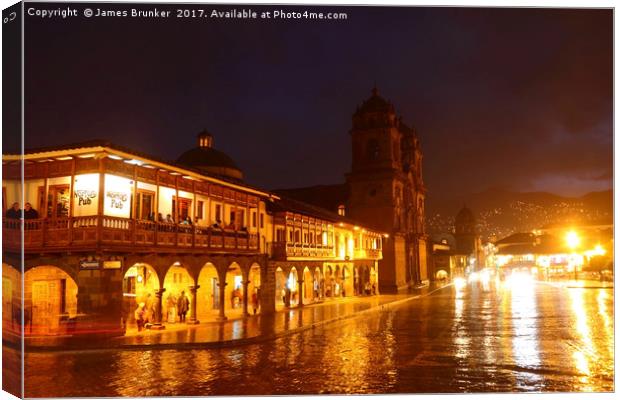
xmin=354 ymin=87 xmax=395 ymax=116
xmin=176 ymin=130 xmax=243 ymax=181
xmin=455 ymin=206 xmax=476 ymax=225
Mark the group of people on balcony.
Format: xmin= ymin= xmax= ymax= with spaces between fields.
xmin=5 ymin=202 xmax=39 ymax=220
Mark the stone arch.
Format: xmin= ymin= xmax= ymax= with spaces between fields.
xmin=24 ymin=257 xmax=78 ymax=284
xmin=122 ymin=262 xmax=160 ymax=328
xmin=324 ymin=265 xmax=334 ymax=297
xmin=225 ymin=261 xmax=244 ymax=314
xmin=314 ymin=267 xmax=323 ymax=299
xmin=24 ymin=265 xmax=78 ymax=336
xmin=288 ymin=267 xmax=299 ymax=306
xmin=342 ymin=265 xmax=353 ymax=297
xmin=302 ymin=266 xmax=313 ymax=303
xmin=247 ymin=262 xmax=261 ymax=314
xmin=370 ymin=265 xmax=378 ymax=294
xmin=162 ymin=263 xmax=196 ymax=323
xmin=275 ymin=266 xmax=287 ymax=308
xmin=435 ymin=269 xmax=448 ymax=281
xmin=2 ymin=263 xmax=22 ymax=335
xmin=334 ymin=265 xmax=342 ymax=296
xmin=196 ymin=262 xmax=220 ymax=321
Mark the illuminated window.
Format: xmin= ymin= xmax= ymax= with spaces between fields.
xmin=338 ymin=205 xmax=346 ymax=216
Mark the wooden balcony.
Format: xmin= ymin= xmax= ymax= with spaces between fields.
xmin=268 ymin=241 xmax=334 ymax=260
xmin=2 ymin=217 xmax=259 ymax=254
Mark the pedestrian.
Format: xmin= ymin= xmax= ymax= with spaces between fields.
xmin=166 ymin=293 xmax=177 ymax=323
xmin=251 ymin=290 xmax=259 ymax=315
xmin=5 ymin=202 xmax=20 ymax=219
xmin=284 ymin=287 xmax=291 ymax=307
xmin=134 ymin=302 xmax=147 ymax=331
xmin=177 ymin=291 xmax=189 ymax=322
xmin=364 ymin=282 xmax=371 ymax=295
xmin=23 ymin=202 xmax=39 ymax=219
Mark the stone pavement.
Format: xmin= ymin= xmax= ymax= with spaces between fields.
xmin=543 ymin=278 xmax=614 ymax=289
xmin=19 ymin=282 xmax=449 ymax=352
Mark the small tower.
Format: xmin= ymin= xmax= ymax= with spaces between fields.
xmin=197 ymin=129 xmax=214 ymax=148
xmin=454 ymin=206 xmax=482 ymax=271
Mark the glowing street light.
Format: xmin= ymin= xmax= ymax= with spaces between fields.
xmin=565 ymin=230 xmax=580 ymax=250
xmin=565 ymin=230 xmax=580 ymax=280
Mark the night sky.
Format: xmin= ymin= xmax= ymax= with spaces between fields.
xmin=21 ymin=4 xmax=612 ymax=206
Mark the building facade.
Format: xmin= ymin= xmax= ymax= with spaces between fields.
xmin=346 ymin=88 xmax=427 ymax=292
xmin=2 ymin=136 xmax=384 ymax=338
xmin=277 ymin=88 xmax=428 ymax=293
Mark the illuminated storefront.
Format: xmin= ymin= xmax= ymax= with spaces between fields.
xmin=2 ymin=139 xmax=383 ymax=337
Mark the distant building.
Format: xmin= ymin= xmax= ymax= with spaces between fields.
xmin=493 ymin=223 xmax=613 ymax=279
xmin=427 ymin=233 xmax=458 ymax=281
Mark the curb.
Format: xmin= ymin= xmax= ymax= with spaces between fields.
xmin=20 ymin=284 xmax=451 ymax=353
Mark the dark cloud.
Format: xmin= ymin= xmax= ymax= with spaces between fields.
xmin=23 ymin=5 xmax=612 ymax=202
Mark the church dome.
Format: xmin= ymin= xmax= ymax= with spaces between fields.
xmin=354 ymin=87 xmax=395 ymax=116
xmin=352 ymin=87 xmax=397 ymax=130
xmin=454 ymin=206 xmax=477 ymax=235
xmin=176 ymin=130 xmax=244 ymax=181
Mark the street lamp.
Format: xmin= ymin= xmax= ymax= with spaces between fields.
xmin=565 ymin=230 xmax=580 ymax=280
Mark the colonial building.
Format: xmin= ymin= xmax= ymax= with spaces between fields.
xmin=2 ymin=133 xmax=384 ymax=338
xmin=276 ymin=88 xmax=428 ymax=293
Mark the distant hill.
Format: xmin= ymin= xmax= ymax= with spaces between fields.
xmin=426 ymin=189 xmax=613 ymax=240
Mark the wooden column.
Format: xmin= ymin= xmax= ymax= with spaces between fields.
xmin=97 ymin=157 xmax=105 ymax=241
xmin=68 ymin=158 xmax=76 ymax=243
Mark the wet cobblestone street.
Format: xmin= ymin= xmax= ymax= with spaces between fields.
xmin=11 ymin=279 xmax=615 ymax=396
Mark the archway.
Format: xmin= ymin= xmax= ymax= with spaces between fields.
xmin=313 ymin=267 xmax=322 ymax=300
xmin=435 ymin=269 xmax=448 ymax=281
xmin=288 ymin=267 xmax=299 ymax=306
xmin=196 ymin=262 xmax=219 ymax=322
xmin=362 ymin=266 xmax=371 ymax=295
xmin=370 ymin=266 xmax=378 ymax=294
xmin=334 ymin=265 xmax=342 ymax=296
xmin=354 ymin=266 xmax=361 ymax=295
xmin=225 ymin=262 xmax=243 ymax=317
xmin=324 ymin=265 xmax=334 ymax=297
xmin=342 ymin=266 xmax=353 ymax=297
xmin=248 ymin=263 xmax=261 ymax=314
xmin=2 ymin=263 xmax=22 ymax=336
xmin=303 ymin=267 xmax=313 ymax=304
xmin=24 ymin=266 xmax=78 ymax=335
xmin=162 ymin=264 xmax=195 ymax=323
xmin=123 ymin=263 xmax=160 ymax=329
xmin=275 ymin=267 xmax=287 ymax=309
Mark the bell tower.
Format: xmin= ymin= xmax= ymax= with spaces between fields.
xmin=346 ymin=87 xmax=428 ymax=293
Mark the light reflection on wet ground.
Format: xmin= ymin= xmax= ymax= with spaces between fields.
xmin=13 ymin=280 xmax=614 ymax=396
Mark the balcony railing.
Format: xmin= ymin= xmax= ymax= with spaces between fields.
xmin=3 ymin=217 xmax=259 ymax=253
xmin=268 ymin=241 xmax=335 ymax=260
